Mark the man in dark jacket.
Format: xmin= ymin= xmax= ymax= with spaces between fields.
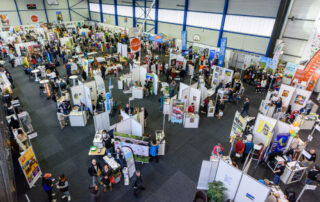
xmin=305 ymin=165 xmax=320 ymax=184
xmin=88 ymin=159 xmax=102 ymax=185
xmin=133 ymin=170 xmax=144 ymax=197
xmin=241 ymin=97 xmax=250 ymax=117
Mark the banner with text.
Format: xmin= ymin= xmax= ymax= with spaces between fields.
xmin=218 ymin=38 xmax=227 ymax=67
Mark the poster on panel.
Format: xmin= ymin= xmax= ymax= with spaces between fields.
xmin=171 ymin=99 xmax=184 ymax=124
xmin=278 ymin=84 xmax=296 ymax=107
xmin=83 ymin=84 xmax=93 ymax=113
xmin=253 ymin=113 xmax=277 ymax=147
xmin=215 ymin=159 xmax=242 ymax=200
xmin=19 ymin=147 xmax=42 ymax=188
xmin=71 ymin=84 xmax=84 ymax=106
xmin=283 ymin=62 xmax=298 ymax=81
xmin=130 ymin=37 xmax=141 ymax=53
xmin=290 ymin=88 xmax=312 ymax=111
xmin=114 ymin=132 xmax=149 ymax=163
xmin=234 ymin=174 xmax=270 ymax=202
xmin=230 ymin=111 xmax=247 ymax=139
xmin=56 ymin=11 xmax=63 ymax=22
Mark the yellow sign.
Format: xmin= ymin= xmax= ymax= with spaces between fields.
xmin=19 ymin=147 xmax=41 ymax=188
xmin=256 ymin=120 xmax=273 ymax=146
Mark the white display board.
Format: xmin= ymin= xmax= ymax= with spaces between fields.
xmin=234 ymin=174 xmax=270 ymax=202
xmin=132 ymin=65 xmax=147 ymax=86
xmin=178 ymin=82 xmax=190 ymax=100
xmin=116 ymin=118 xmax=131 ymax=135
xmin=93 ymin=112 xmax=110 ymax=131
xmin=190 ymin=87 xmax=201 ymax=112
xmin=215 ymin=160 xmax=243 ymax=200
xmin=83 ymin=84 xmax=93 ymax=113
xmin=278 ymin=84 xmax=296 ymax=107
xmin=290 ymin=88 xmax=312 ymax=111
xmin=253 ymin=113 xmax=277 ymax=147
xmin=120 ymin=110 xmax=130 ymax=120
xmin=197 ymin=160 xmax=219 ymax=190
xmin=178 ymin=83 xmax=201 ymax=112
xmin=85 ymin=81 xmax=98 ymax=103
xmin=71 ymin=84 xmax=84 ymax=106
xmin=94 ymin=75 xmax=105 ymax=95
xmin=131 ymin=118 xmax=143 ymax=136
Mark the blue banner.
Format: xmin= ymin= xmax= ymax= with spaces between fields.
xmin=181 ymin=31 xmax=187 ymax=51
xmin=106 ymin=93 xmax=110 ymax=111
xmin=209 ymin=50 xmax=215 ymax=62
xmin=218 ymin=38 xmax=227 ymax=67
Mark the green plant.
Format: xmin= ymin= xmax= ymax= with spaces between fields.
xmin=207 ymin=181 xmax=226 ymax=202
xmin=4 ymin=89 xmax=10 ymax=95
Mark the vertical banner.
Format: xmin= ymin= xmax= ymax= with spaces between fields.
xmin=82 ymin=59 xmax=89 ymax=76
xmin=229 ymin=111 xmax=247 ymax=140
xmin=122 ymin=146 xmax=136 ymax=178
xmin=265 ymin=58 xmax=277 ymax=74
xmin=105 ymin=92 xmax=110 ymax=111
xmin=304 ymin=50 xmax=320 ymax=82
xmin=307 ymin=72 xmax=320 ymax=91
xmin=209 ymin=49 xmax=216 ymax=62
xmin=218 ymin=38 xmax=227 ymax=67
xmin=19 ymin=147 xmax=42 ymax=188
xmin=301 ymin=14 xmax=320 ymax=61
xmin=56 ymin=11 xmax=63 ymax=22
xmin=273 ymin=41 xmax=285 ymax=62
xmin=181 ymin=31 xmax=187 ymax=51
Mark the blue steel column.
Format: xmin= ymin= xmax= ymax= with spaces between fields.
xmin=217 ymin=0 xmax=229 ymax=47
xmin=42 ymin=0 xmax=49 ymax=23
xmin=114 ymin=0 xmax=118 ymax=26
xmin=99 ymin=0 xmax=103 ymax=22
xmin=133 ymin=0 xmax=136 ymax=27
xmin=182 ymin=0 xmax=189 ymax=32
xmin=13 ymin=0 xmax=22 ymax=25
xmin=154 ymin=0 xmax=159 ymax=34
xmin=87 ymin=0 xmax=92 ymax=20
xmin=144 ymin=0 xmax=146 ymax=32
xmin=67 ymin=0 xmax=72 ymax=21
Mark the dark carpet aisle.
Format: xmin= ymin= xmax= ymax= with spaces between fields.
xmin=7 ymin=60 xmax=318 ymax=202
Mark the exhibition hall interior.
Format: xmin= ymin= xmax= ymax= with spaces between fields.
xmin=1 ymin=0 xmax=320 ymax=201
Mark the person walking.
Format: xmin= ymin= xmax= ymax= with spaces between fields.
xmin=88 ymin=159 xmax=102 ymax=185
xmin=42 ymin=173 xmax=56 ymax=202
xmin=241 ymin=97 xmax=250 ymax=117
xmin=133 ymin=170 xmax=145 ymax=197
xmin=149 ymin=139 xmax=159 ymax=163
xmin=89 ymin=185 xmax=102 ymax=202
xmin=56 ymin=174 xmax=71 ymax=201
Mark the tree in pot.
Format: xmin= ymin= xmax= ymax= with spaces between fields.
xmin=207 ymin=181 xmax=226 ymax=202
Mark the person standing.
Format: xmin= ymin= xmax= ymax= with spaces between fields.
xmin=169 ymin=80 xmax=176 ymax=97
xmin=56 ymin=174 xmax=71 ymax=201
xmin=273 ymin=161 xmax=286 ymax=185
xmin=133 ymin=170 xmax=145 ymax=197
xmin=149 ymin=139 xmax=159 ymax=163
xmin=100 ymin=164 xmax=113 ymax=192
xmin=242 ymin=137 xmax=254 ymax=163
xmin=218 ymin=100 xmax=225 ymax=120
xmin=42 ymin=173 xmax=56 ymax=202
xmin=241 ymin=97 xmax=250 ymax=117
xmin=100 ymin=65 xmax=106 ymax=80
xmin=89 ymin=185 xmax=102 ymax=202
xmin=305 ymin=165 xmax=320 ymax=185
xmin=233 ymin=137 xmax=245 ymax=164
xmin=102 ymin=132 xmax=113 ymax=155
xmin=88 ymin=159 xmax=102 ymax=185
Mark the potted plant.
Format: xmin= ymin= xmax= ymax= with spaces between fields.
xmin=207 ymin=181 xmax=226 ymax=202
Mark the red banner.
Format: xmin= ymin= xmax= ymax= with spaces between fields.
xmin=304 ymin=50 xmax=320 ymax=81
xmin=307 ymin=72 xmax=320 ymax=91
xmin=292 ymin=69 xmax=306 ymax=85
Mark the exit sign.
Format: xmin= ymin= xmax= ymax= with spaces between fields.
xmin=27 ymin=4 xmax=37 ymax=9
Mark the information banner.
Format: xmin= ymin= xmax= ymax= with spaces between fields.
xmin=218 ymin=38 xmax=227 ymax=67
xmin=209 ymin=49 xmax=215 ymax=62
xmin=122 ymin=146 xmax=136 ymax=178
xmin=292 ymin=69 xmax=306 ymax=84
xmin=18 ymin=147 xmax=42 ymax=188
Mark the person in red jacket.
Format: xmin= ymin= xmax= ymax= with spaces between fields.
xmin=234 ymin=137 xmax=245 ymax=161
xmin=188 ymin=103 xmax=195 ymax=113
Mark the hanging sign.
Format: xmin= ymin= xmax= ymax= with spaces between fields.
xmin=30 ymin=15 xmax=38 ymax=23
xmin=19 ymin=147 xmax=42 ymax=188
xmin=130 ymin=37 xmax=141 ymax=53
xmin=218 ymin=38 xmax=227 ymax=67
xmin=181 ymin=31 xmax=187 ymax=51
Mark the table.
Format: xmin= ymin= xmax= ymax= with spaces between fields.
xmin=280 ymin=161 xmax=307 ymax=184
xmin=132 ymin=86 xmax=143 ymax=99
xmin=69 ymin=110 xmax=87 ymax=127
xmin=69 ymin=75 xmax=78 ymax=86
xmin=88 ymin=147 xmax=106 ymax=156
xmin=31 ymin=69 xmax=40 ymax=82
xmin=184 ymin=113 xmax=199 ymax=128
xmin=39 ymin=79 xmax=49 ymax=84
